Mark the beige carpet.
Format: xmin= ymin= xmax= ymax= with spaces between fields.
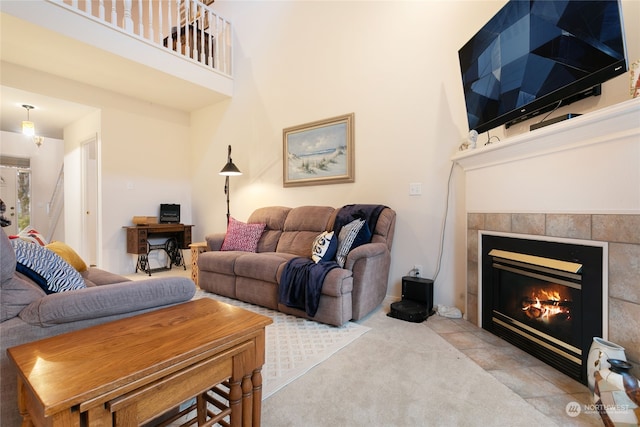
xmin=193 ymin=291 xmax=370 ymax=399
xmin=259 ymin=303 xmax=557 ymax=427
xmin=130 ymin=271 xmax=556 ymax=425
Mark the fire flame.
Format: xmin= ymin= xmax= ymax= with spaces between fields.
xmin=521 ymin=287 xmax=571 ymax=322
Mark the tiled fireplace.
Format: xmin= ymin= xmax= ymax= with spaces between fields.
xmin=480 ymin=231 xmax=606 ymax=384
xmin=454 ymin=98 xmax=640 ymax=379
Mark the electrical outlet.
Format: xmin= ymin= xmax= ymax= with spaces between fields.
xmin=413 ymin=264 xmax=422 ymax=277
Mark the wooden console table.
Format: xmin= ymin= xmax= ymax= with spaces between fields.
xmin=125 ymin=224 xmax=193 ymax=275
xmin=7 ymin=298 xmax=272 ymax=427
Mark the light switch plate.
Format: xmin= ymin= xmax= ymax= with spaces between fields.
xmin=409 ymin=183 xmax=422 ymax=196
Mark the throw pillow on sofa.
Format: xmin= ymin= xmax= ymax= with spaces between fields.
xmin=46 ymin=241 xmax=88 ymax=272
xmin=10 ymin=239 xmax=86 ymax=294
xmin=16 ymin=228 xmax=48 ymax=245
xmin=335 ymin=218 xmax=372 ymax=267
xmin=311 ymin=230 xmax=338 ymax=263
xmin=220 ymin=217 xmax=266 ymax=252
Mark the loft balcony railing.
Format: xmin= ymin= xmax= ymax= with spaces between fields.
xmin=54 ymin=0 xmax=232 ymax=76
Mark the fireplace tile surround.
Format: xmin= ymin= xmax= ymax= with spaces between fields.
xmin=455 ymin=98 xmax=640 ymax=381
xmin=466 ymin=212 xmax=640 ymax=377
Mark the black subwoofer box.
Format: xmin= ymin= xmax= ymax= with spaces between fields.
xmin=387 ymin=276 xmax=434 ymax=323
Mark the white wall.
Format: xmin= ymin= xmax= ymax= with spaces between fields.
xmin=190 ymin=0 xmax=640 ymax=311
xmin=0 ymin=130 xmax=65 ymax=240
xmin=100 ymin=107 xmax=192 ymax=273
xmin=2 ymin=64 xmax=192 ymax=274
xmin=189 ymin=1 xmax=503 ymax=310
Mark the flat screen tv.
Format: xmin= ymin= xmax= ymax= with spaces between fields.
xmin=458 ymin=0 xmax=628 ymax=134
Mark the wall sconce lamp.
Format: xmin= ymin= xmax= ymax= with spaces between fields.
xmin=22 ymin=105 xmax=35 ymax=137
xmin=219 ymin=145 xmax=242 ymax=225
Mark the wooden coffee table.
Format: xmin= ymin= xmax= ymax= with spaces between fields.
xmin=7 ymin=298 xmax=272 ymax=427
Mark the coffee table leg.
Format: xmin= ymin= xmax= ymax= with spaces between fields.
xmin=241 ymin=373 xmax=253 ymax=427
xmin=252 ymin=330 xmax=267 ymax=426
xmin=16 ymin=377 xmax=34 ymax=427
xmin=228 ymin=365 xmax=243 ymax=427
xmin=251 ymin=367 xmax=264 ymax=426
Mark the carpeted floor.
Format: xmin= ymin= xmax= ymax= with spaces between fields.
xmin=195 ymin=291 xmax=556 ymax=426
xmin=130 ymin=270 xmax=559 ymax=426
xmin=193 ymin=291 xmax=370 ymax=399
xmin=259 ymin=303 xmax=557 ymax=427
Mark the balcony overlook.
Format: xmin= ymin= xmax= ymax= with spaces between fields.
xmin=0 ymin=0 xmax=233 ymax=112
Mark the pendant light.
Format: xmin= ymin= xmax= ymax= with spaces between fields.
xmin=22 ymin=105 xmax=35 ymax=137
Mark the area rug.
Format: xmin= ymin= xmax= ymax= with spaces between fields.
xmin=193 ymin=290 xmax=370 ymax=399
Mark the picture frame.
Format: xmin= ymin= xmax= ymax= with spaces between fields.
xmin=283 ymin=113 xmax=355 ymax=187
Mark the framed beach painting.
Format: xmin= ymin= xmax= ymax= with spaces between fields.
xmin=283 ymin=113 xmax=355 ymax=187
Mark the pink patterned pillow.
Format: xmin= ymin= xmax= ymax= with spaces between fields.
xmin=220 ymin=217 xmax=266 ymax=252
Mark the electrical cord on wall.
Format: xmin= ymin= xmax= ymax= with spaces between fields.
xmin=485 ymin=130 xmax=500 ymax=145
xmin=536 ymin=100 xmax=563 ymax=125
xmin=432 ymin=160 xmax=455 ymax=284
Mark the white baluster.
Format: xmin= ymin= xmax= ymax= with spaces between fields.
xmin=207 ymin=10 xmax=213 ymax=67
xmin=214 ymin=15 xmax=219 ymax=71
xmin=86 ymin=0 xmax=91 ymax=16
xmin=72 ymin=0 xmax=78 ymax=8
xmin=225 ymin=18 xmax=230 ymax=73
xmin=225 ymin=20 xmax=233 ymax=75
xmin=166 ymin=0 xmax=172 ymax=49
xmin=111 ymin=1 xmax=117 ymax=24
xmin=99 ymin=0 xmax=105 ymax=20
xmin=175 ymin=0 xmax=180 ymax=53
xmin=194 ymin=3 xmax=206 ymax=64
xmin=138 ymin=0 xmax=144 ymax=36
xmin=123 ymin=0 xmax=134 ymax=32
xmin=148 ymin=0 xmax=154 ymax=42
xmin=184 ymin=0 xmax=190 ymax=57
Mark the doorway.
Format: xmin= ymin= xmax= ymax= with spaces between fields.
xmin=81 ymin=136 xmax=98 ymax=267
xmin=0 ymin=161 xmax=31 ymax=236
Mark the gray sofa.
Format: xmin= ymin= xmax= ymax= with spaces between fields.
xmin=0 ymin=228 xmax=196 ymax=427
xmin=198 ymin=205 xmax=396 ymax=326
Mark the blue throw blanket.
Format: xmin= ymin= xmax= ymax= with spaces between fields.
xmin=279 ymin=257 xmax=339 ymax=317
xmin=333 ymin=204 xmax=387 ymax=236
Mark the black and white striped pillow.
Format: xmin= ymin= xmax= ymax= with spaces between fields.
xmin=335 ymin=219 xmax=365 ymax=268
xmin=11 ymin=239 xmax=86 ymax=294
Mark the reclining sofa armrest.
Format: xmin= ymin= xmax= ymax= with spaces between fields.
xmin=19 ymin=277 xmax=196 ymax=327
xmin=343 ymin=242 xmax=392 ymax=320
xmin=205 ymin=233 xmax=226 ymax=251
xmin=343 ymin=242 xmax=388 ymax=271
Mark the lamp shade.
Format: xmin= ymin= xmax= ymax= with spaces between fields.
xmin=21 ymin=104 xmax=35 ymax=136
xmin=22 ymin=121 xmax=35 ymax=136
xmin=219 ymin=161 xmax=242 ymax=176
xmin=219 ymin=145 xmax=242 ymax=176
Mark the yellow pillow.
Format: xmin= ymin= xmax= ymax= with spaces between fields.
xmin=45 ymin=241 xmax=88 ymax=272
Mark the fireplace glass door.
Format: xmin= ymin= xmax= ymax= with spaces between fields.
xmin=482 ymin=235 xmax=604 ymax=385
xmin=493 ymin=261 xmax=582 ymax=354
